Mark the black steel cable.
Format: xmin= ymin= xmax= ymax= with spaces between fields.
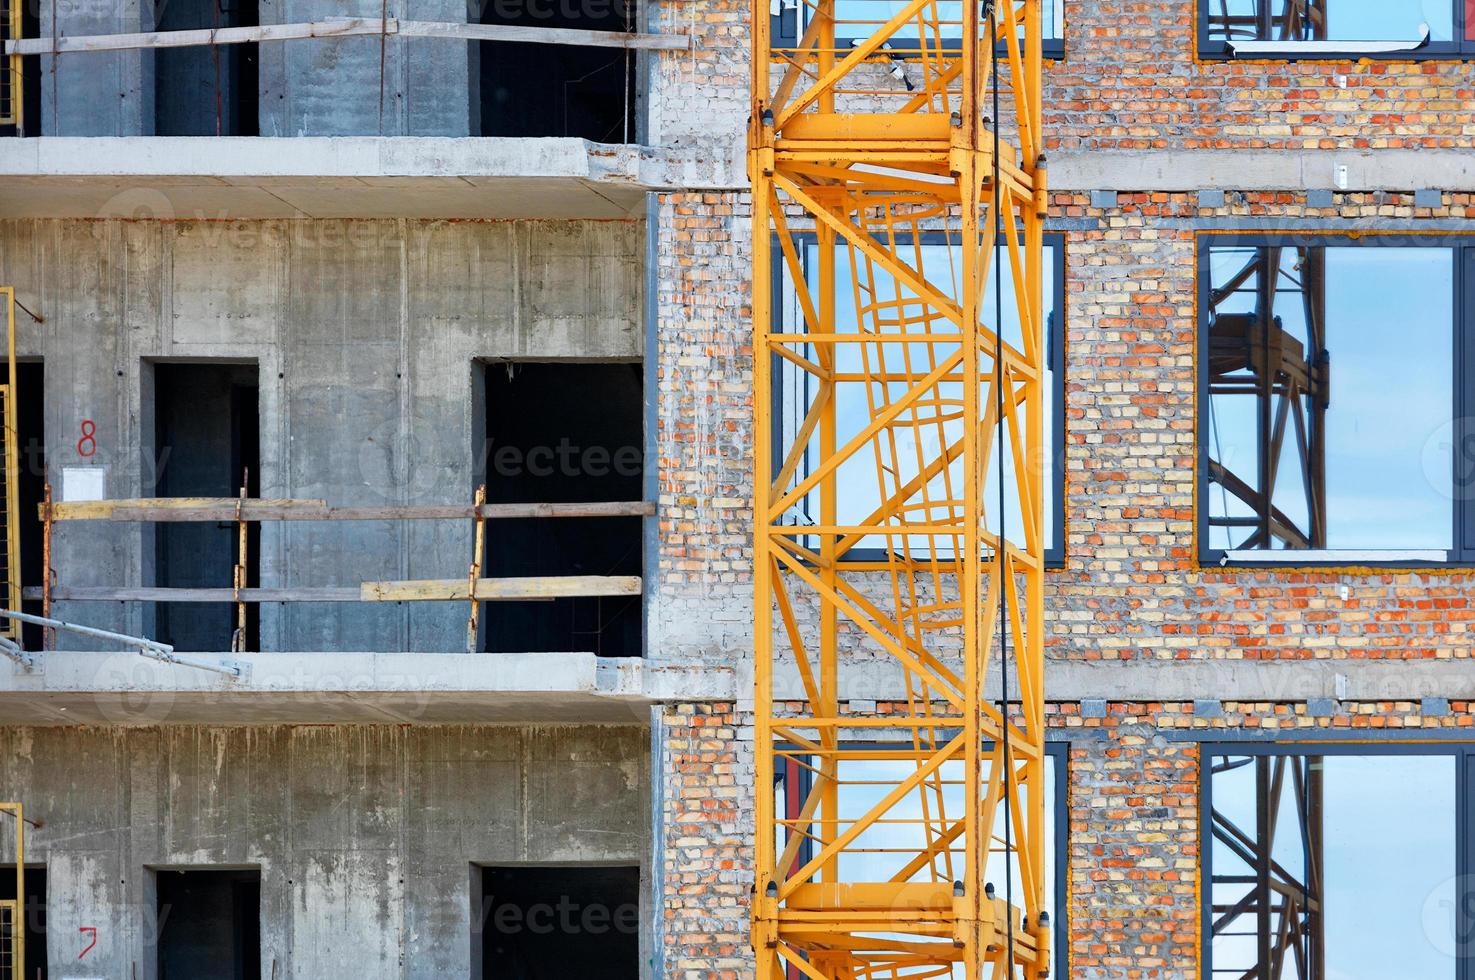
xmin=987 ymin=1 xmax=1020 ymax=975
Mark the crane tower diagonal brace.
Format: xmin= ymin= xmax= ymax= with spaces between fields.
xmin=749 ymin=1 xmax=1050 ymax=977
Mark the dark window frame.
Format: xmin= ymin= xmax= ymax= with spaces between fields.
xmin=1197 ymin=0 xmax=1472 ymax=60
xmin=1200 ymin=741 xmax=1475 ymax=980
xmin=772 ymin=229 xmax=1068 ymax=567
xmin=770 ymin=2 xmax=1066 ymax=60
xmin=1196 ymin=232 xmax=1469 ymax=568
xmin=775 ymin=739 xmax=1070 ymax=979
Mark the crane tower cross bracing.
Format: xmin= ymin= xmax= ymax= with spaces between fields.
xmin=749 ymin=0 xmax=1050 ymax=977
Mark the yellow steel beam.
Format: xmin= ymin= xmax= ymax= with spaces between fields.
xmin=750 ymin=1 xmax=1050 ymax=977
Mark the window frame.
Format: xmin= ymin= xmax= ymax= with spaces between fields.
xmin=1196 ymin=0 xmax=1472 ymax=60
xmin=1199 ymin=741 xmax=1475 ymax=980
xmin=772 ymin=229 xmax=1068 ymax=568
xmin=769 ymin=2 xmax=1067 ymax=60
xmin=775 ymin=739 xmax=1071 ymax=979
xmin=1195 ymin=232 xmax=1470 ymax=568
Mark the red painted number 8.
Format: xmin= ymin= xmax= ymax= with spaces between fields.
xmin=76 ymin=419 xmax=96 ymax=458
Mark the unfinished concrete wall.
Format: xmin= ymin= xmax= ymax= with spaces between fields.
xmin=0 ymin=218 xmax=643 ymax=652
xmin=258 ymin=0 xmax=473 ymax=136
xmin=0 ymin=723 xmax=648 ymax=979
xmin=39 ymin=0 xmax=153 ymax=135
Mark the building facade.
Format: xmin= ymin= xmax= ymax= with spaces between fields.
xmin=0 ymin=0 xmax=1468 ymax=977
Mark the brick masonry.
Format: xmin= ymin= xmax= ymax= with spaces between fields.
xmin=1046 ymin=1 xmax=1475 ymax=151
xmin=659 ymin=697 xmax=1475 ymax=979
xmin=646 ymin=0 xmax=1475 ymax=977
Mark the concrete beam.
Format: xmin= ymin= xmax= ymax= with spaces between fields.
xmin=2 ymin=141 xmax=1471 ymax=218
xmin=1050 ymin=148 xmax=1475 ymax=193
xmin=0 ymin=651 xmax=728 ymax=725
xmin=769 ymin=658 xmax=1475 ymax=705
xmin=0 ymin=651 xmax=1468 ymax=725
xmin=0 ymin=137 xmax=662 ymax=218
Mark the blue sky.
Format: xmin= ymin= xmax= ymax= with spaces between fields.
xmin=1207 ymin=246 xmax=1454 ymax=552
xmin=1211 ymin=754 xmax=1457 ymax=978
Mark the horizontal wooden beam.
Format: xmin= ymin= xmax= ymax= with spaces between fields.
xmin=45 ymin=498 xmax=654 ymax=522
xmin=396 ymin=20 xmax=689 ymax=50
xmin=27 ymin=575 xmax=643 ymax=603
xmin=27 ymin=586 xmax=362 ymax=602
xmin=362 ymin=575 xmax=643 ymax=602
xmin=5 ymin=17 xmax=689 ymax=57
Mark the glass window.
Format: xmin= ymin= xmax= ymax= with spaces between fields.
xmin=777 ymin=236 xmax=1065 ymax=563
xmin=1201 ymin=0 xmax=1465 ymax=56
xmin=1205 ymin=748 xmax=1460 ymax=979
xmin=774 ymin=0 xmax=1065 ymax=57
xmin=1200 ymin=239 xmax=1459 ymax=562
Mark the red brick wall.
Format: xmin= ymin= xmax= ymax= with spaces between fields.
xmin=1047 ymin=0 xmax=1475 ymax=150
xmin=1054 ymin=191 xmax=1475 ymax=663
xmin=659 ymin=701 xmax=754 ymax=979
xmin=650 ymin=194 xmax=757 ymax=662
xmin=658 ymin=699 xmax=1475 ymax=978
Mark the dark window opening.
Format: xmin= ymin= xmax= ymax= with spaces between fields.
xmin=14 ymin=363 xmax=42 ymax=652
xmin=478 ymin=0 xmax=637 ymax=141
xmin=481 ymin=362 xmax=643 ymax=657
xmin=0 ymin=866 xmax=46 ymax=980
xmin=1198 ymin=237 xmax=1464 ymax=564
xmin=155 ymin=0 xmax=259 ymax=135
xmin=477 ymin=865 xmax=639 ymax=979
xmin=156 ymin=869 xmax=260 ymax=980
xmin=1204 ymin=746 xmax=1463 ymax=979
xmin=152 ymin=363 xmax=259 ymax=651
xmin=1199 ymin=0 xmax=1467 ymax=57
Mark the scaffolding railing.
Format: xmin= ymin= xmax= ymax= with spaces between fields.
xmin=32 ymin=490 xmax=653 ymax=654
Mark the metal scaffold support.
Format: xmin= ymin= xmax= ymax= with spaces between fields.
xmin=749 ymin=0 xmax=1050 ymax=977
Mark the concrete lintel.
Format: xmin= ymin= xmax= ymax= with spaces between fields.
xmin=1050 ymin=149 xmax=1475 ymax=193
xmin=764 ymin=657 xmax=1475 ymax=705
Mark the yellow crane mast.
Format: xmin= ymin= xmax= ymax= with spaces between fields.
xmin=748 ymin=0 xmax=1050 ymax=977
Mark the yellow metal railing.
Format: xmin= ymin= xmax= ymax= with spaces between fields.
xmin=0 ymin=0 xmax=18 ymax=129
xmin=0 ymin=803 xmax=25 ymax=980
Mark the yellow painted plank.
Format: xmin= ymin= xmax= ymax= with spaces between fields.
xmin=360 ymin=575 xmax=643 ymax=602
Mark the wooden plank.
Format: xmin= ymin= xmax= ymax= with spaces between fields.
xmin=361 ymin=575 xmax=643 ymax=602
xmin=7 ymin=17 xmax=387 ymax=55
xmin=45 ymin=498 xmax=653 ymax=522
xmin=47 ymin=497 xmax=330 ymax=521
xmin=26 ymin=578 xmax=640 ymax=602
xmin=27 ymin=586 xmax=361 ymax=602
xmin=396 ymin=20 xmax=689 ymax=50
xmin=6 ymin=17 xmax=689 ymax=56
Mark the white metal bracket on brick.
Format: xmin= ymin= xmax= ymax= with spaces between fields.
xmin=0 ymin=609 xmax=249 ymax=680
xmin=3 ymin=17 xmax=692 ymax=57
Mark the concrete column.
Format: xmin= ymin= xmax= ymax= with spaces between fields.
xmin=39 ymin=0 xmax=153 ymax=135
xmin=258 ymin=0 xmax=474 ymax=136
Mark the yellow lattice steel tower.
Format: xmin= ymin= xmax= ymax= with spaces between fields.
xmin=749 ymin=0 xmax=1050 ymax=976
